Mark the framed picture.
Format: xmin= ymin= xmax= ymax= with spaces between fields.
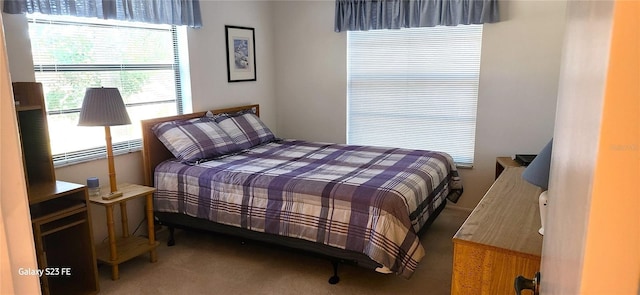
xmin=225 ymin=25 xmax=256 ymax=82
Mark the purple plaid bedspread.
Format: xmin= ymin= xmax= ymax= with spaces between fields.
xmin=154 ymin=139 xmax=462 ymax=278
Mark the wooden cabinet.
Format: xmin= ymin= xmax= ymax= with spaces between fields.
xmin=13 ymin=82 xmax=99 ymax=295
xmin=12 ymin=82 xmax=55 ymax=187
xmin=29 ymin=182 xmax=99 ymax=295
xmin=451 ymin=167 xmax=543 ymax=295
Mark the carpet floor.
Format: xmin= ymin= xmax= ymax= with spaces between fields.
xmin=96 ymin=206 xmax=470 ymax=295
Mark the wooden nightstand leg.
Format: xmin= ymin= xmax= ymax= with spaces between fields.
xmin=146 ymin=194 xmax=157 ymax=263
xmin=120 ymin=202 xmax=129 ymax=238
xmin=105 ymin=205 xmax=119 ymax=280
xmin=111 ymin=265 xmax=119 ymax=281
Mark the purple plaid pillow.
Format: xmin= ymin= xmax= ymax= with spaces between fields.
xmin=152 ymin=118 xmax=239 ymax=163
xmin=214 ymin=112 xmax=275 ymax=150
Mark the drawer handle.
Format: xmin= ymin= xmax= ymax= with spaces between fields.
xmin=514 ymin=272 xmax=540 ymax=295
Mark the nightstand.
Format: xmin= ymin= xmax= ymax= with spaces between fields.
xmin=89 ymin=183 xmax=159 ymax=280
xmin=495 ymin=156 xmax=521 ymax=179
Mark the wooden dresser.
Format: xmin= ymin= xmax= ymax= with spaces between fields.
xmin=451 ymin=166 xmax=543 ymax=295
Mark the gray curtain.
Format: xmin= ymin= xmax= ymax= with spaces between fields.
xmin=3 ymin=0 xmax=202 ymax=28
xmin=334 ymin=0 xmax=499 ymax=32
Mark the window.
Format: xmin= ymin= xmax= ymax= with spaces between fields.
xmin=347 ymin=26 xmax=483 ymax=165
xmin=27 ymin=14 xmax=184 ymax=166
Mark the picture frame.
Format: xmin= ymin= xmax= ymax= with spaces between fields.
xmin=225 ymin=25 xmax=256 ymax=82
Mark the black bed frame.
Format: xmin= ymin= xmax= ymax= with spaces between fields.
xmin=155 ymin=199 xmax=447 ymax=284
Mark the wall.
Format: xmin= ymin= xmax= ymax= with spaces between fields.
xmin=2 ymin=13 xmax=33 ymax=82
xmin=273 ymin=0 xmax=567 ymax=209
xmin=273 ymin=1 xmax=347 ymax=144
xmin=1 ymin=0 xmax=276 ymax=242
xmin=187 ymin=0 xmax=276 ymax=129
xmin=0 ymin=12 xmax=41 ymax=294
xmin=541 ymin=0 xmax=640 ymax=293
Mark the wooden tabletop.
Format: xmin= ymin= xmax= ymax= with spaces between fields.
xmin=454 ymin=167 xmax=543 ymax=257
xmin=89 ymin=183 xmax=156 ymax=205
xmin=496 ymin=156 xmax=521 ymax=168
xmin=27 ymin=180 xmax=85 ymax=204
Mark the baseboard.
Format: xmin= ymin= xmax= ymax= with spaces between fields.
xmin=446 ymin=203 xmax=473 ymax=213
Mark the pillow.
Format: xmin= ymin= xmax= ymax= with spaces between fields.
xmin=152 ymin=117 xmax=239 ymax=163
xmin=214 ymin=111 xmax=276 ymax=150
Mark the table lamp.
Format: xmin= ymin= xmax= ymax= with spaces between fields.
xmin=78 ymin=87 xmax=131 ymax=200
xmin=522 ymin=139 xmax=553 ymax=235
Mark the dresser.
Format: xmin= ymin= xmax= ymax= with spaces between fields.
xmin=451 ymin=166 xmax=543 ymax=295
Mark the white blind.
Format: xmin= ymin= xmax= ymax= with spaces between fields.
xmin=27 ymin=14 xmax=183 ymax=166
xmin=347 ymin=25 xmax=482 ymax=165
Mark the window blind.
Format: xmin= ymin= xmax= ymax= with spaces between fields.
xmin=27 ymin=14 xmax=183 ymax=166
xmin=347 ymin=25 xmax=483 ymax=165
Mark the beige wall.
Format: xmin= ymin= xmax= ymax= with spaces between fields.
xmin=273 ymin=1 xmax=347 ymax=144
xmin=2 ymin=13 xmax=33 ymax=82
xmin=273 ymin=0 xmax=567 ymax=209
xmin=187 ymin=0 xmax=277 ymax=129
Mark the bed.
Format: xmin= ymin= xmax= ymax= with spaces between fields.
xmin=141 ymin=104 xmax=463 ymax=282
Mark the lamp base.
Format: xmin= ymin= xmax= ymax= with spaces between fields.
xmin=102 ymin=191 xmax=123 ymax=200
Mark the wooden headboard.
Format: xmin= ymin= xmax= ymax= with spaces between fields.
xmin=141 ymin=104 xmax=260 ymax=187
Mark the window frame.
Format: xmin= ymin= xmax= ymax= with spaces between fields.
xmin=26 ymin=14 xmax=184 ymax=167
xmin=346 ymin=25 xmax=483 ymax=166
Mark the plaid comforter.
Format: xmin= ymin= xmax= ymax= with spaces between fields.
xmin=154 ymin=139 xmax=462 ymax=278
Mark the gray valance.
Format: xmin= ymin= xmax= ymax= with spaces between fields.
xmin=335 ymin=0 xmax=499 ymax=32
xmin=3 ymin=0 xmax=202 ymax=28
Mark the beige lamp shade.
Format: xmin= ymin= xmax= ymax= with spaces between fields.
xmin=78 ymin=87 xmax=131 ymax=126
